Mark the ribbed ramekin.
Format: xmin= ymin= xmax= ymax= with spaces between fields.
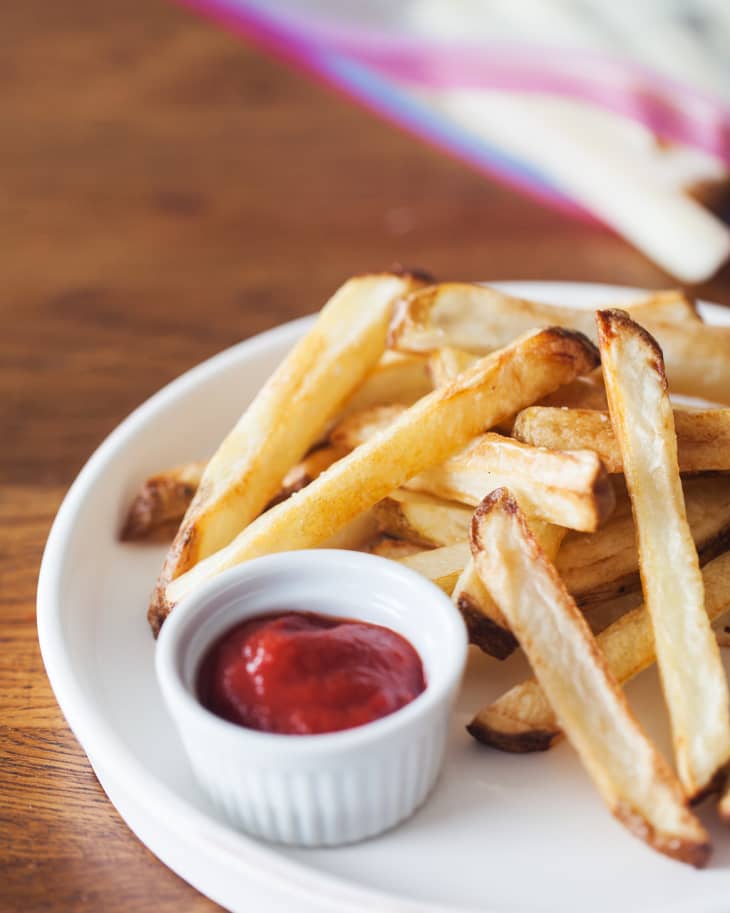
xmin=155 ymin=549 xmax=467 ymax=847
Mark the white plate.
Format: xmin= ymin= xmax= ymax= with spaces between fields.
xmin=37 ymin=282 xmax=730 ymax=913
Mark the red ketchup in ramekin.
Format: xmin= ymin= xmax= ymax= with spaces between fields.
xmin=197 ymin=610 xmax=426 ymax=735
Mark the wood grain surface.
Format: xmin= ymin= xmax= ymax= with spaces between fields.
xmin=2 ymin=1 xmax=730 ymax=911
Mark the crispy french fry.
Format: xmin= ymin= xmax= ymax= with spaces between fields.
xmin=598 ymin=309 xmax=730 ymax=797
xmin=368 ymin=536 xmax=427 ymax=560
xmin=164 ymin=327 xmax=599 ymax=618
xmin=321 ymin=509 xmax=379 ymax=551
xmin=330 ymin=404 xmax=615 ymax=536
xmin=335 ymin=414 xmax=615 ymax=534
xmin=397 ymin=542 xmax=467 ymax=594
xmin=468 ymin=549 xmax=730 ymax=756
xmin=388 ymin=284 xmax=698 ymax=354
xmin=515 ymin=406 xmax=730 ymax=474
xmin=266 ymin=445 xmax=348 ymax=507
xmin=428 ymin=347 xmax=605 ymax=424
xmin=428 ymin=346 xmax=478 ymax=387
xmin=121 ymin=461 xmax=206 ymax=541
xmin=469 ymin=488 xmax=710 ymax=867
xmin=454 ymin=520 xmax=567 ymax=659
xmin=373 ymin=490 xmax=472 ymax=547
xmin=124 ymin=446 xmax=348 ymax=542
xmin=342 ymin=350 xmax=432 ymax=414
xmin=407 ymin=433 xmax=614 ymax=533
xmin=329 ymin=404 xmax=406 ymax=450
xmin=148 ymin=273 xmax=421 ymax=635
xmin=390 ymin=284 xmax=730 ymax=402
xmin=642 ymin=320 xmax=730 ymax=404
xmin=537 ymin=375 xmax=608 ymax=411
xmin=560 ymin=475 xmax=730 ymax=609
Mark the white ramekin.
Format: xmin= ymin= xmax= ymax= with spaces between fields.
xmin=155 ymin=549 xmax=467 ymax=848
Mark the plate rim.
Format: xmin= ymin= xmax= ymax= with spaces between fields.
xmin=36 ymin=281 xmax=730 ymax=913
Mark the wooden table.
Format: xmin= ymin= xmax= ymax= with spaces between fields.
xmin=2 ymin=1 xmax=729 ymax=910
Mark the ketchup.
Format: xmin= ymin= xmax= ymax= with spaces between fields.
xmin=197 ymin=611 xmax=426 ymax=735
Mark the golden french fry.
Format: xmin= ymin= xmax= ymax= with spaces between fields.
xmin=390 ymin=284 xmax=730 ymax=402
xmin=373 ymin=490 xmax=472 ymax=547
xmin=164 ymin=327 xmax=599 ymax=619
xmin=597 ymin=309 xmax=730 ymax=797
xmin=468 ymin=549 xmax=730 ymax=756
xmin=266 ymin=445 xmax=348 ymax=507
xmin=321 ymin=510 xmax=380 ymax=551
xmin=335 ymin=413 xmax=613 ymax=534
xmin=428 ymin=347 xmax=605 ymax=425
xmin=560 ymin=475 xmax=730 ymax=609
xmin=368 ymin=536 xmax=427 ymax=560
xmin=397 ymin=542 xmax=468 ymax=594
xmin=515 ymin=406 xmax=730 ymax=474
xmin=537 ymin=375 xmax=608 ymax=411
xmin=455 ymin=519 xmax=567 ymax=660
xmin=121 ymin=461 xmax=206 ymax=541
xmin=470 ymin=488 xmax=710 ymax=867
xmin=644 ymin=319 xmax=730 ymax=404
xmin=341 ymin=350 xmax=432 ymax=414
xmin=407 ymin=433 xmax=614 ymax=533
xmin=148 ymin=273 xmax=421 ymax=635
xmin=388 ymin=284 xmax=698 ymax=354
xmin=329 ymin=404 xmax=406 ymax=450
xmin=428 ymin=346 xmax=478 ymax=387
xmin=124 ymin=447 xmax=349 ymax=543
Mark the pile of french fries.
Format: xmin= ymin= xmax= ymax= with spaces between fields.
xmin=123 ymin=273 xmax=730 ymax=867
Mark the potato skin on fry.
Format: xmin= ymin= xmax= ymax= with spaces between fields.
xmin=469 ymin=548 xmax=730 ymax=755
xmin=469 ymin=487 xmax=711 ymax=868
xmin=515 ymin=406 xmax=730 ymax=475
xmin=457 ymin=595 xmax=518 ymax=660
xmin=597 ymin=308 xmax=730 ymax=799
xmin=121 ymin=461 xmax=205 ymax=542
xmin=164 ymin=327 xmax=600 ymax=618
xmin=149 ymin=273 xmax=422 ymax=635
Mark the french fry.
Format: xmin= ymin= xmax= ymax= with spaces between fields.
xmin=560 ymin=475 xmax=730 ymax=609
xmin=428 ymin=346 xmax=478 ymax=387
xmin=265 ymin=445 xmax=348 ymax=506
xmin=335 ymin=414 xmax=615 ymax=534
xmin=537 ymin=375 xmax=608 ymax=411
xmin=407 ymin=433 xmax=614 ymax=533
xmin=397 ymin=542 xmax=468 ymax=594
xmin=148 ymin=273 xmax=421 ymax=635
xmin=515 ymin=406 xmax=730 ymax=474
xmin=597 ymin=309 xmax=730 ymax=797
xmin=643 ymin=320 xmax=730 ymax=404
xmin=121 ymin=461 xmax=206 ymax=541
xmin=389 ymin=284 xmax=698 ymax=354
xmin=164 ymin=327 xmax=599 ymax=618
xmin=390 ymin=284 xmax=730 ymax=402
xmin=368 ymin=536 xmax=426 ymax=560
xmin=454 ymin=520 xmax=567 ymax=659
xmin=468 ymin=549 xmax=730 ymax=755
xmin=123 ymin=446 xmax=348 ymax=542
xmin=428 ymin=347 xmax=605 ymax=427
xmin=342 ymin=350 xmax=432 ymax=414
xmin=373 ymin=490 xmax=472 ymax=547
xmin=469 ymin=488 xmax=710 ymax=867
xmin=329 ymin=404 xmax=406 ymax=450
xmin=321 ymin=509 xmax=379 ymax=551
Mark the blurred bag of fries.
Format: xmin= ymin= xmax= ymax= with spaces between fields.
xmin=191 ymin=0 xmax=730 ymax=281
xmin=125 ymin=272 xmax=730 ymax=866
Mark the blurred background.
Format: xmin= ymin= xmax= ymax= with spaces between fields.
xmin=7 ymin=0 xmax=730 ymax=481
